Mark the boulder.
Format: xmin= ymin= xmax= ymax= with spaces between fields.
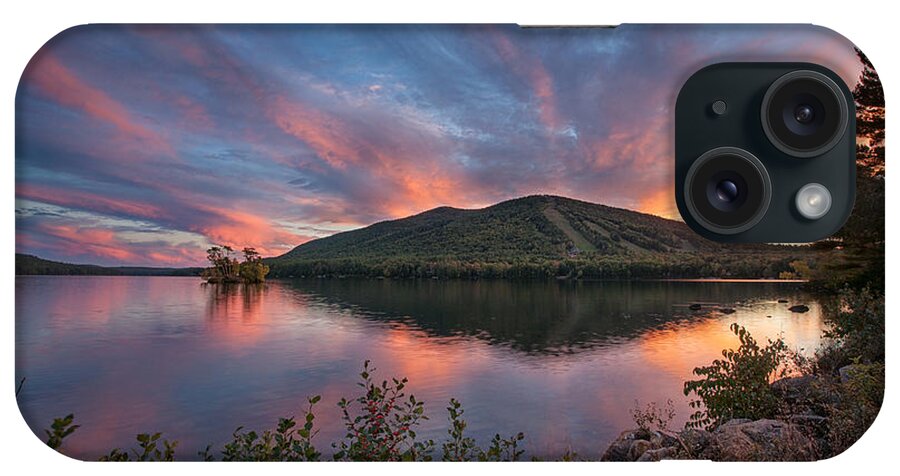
xmin=601 ymin=429 xmax=644 ymax=461
xmin=771 ymin=375 xmax=818 ymax=402
xmin=838 ymin=364 xmax=865 ymax=383
xmin=629 ymin=439 xmax=653 ymax=460
xmin=600 ymin=429 xmax=679 ymax=461
xmin=637 ymin=446 xmax=678 ymax=462
xmin=679 ymin=428 xmax=712 ymax=457
xmin=602 ymin=419 xmax=818 ymax=461
xmin=705 ymin=419 xmax=816 ymax=461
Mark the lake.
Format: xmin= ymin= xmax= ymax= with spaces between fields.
xmin=15 ymin=276 xmax=826 ymax=460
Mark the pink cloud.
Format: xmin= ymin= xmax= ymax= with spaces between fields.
xmin=25 ymin=54 xmax=174 ymax=157
xmin=17 ymin=184 xmax=165 ymax=221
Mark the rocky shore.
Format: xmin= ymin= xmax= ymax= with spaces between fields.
xmin=601 ymin=366 xmax=868 ymax=462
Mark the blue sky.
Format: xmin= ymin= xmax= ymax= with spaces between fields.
xmin=15 ymin=24 xmax=863 ymax=266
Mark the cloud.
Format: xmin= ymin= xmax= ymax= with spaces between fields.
xmin=16 ymin=25 xmax=865 ymax=265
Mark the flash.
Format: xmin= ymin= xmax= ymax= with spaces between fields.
xmin=795 ymin=183 xmax=832 ymax=220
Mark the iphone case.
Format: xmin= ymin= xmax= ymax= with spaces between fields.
xmin=14 ymin=24 xmax=884 ymax=461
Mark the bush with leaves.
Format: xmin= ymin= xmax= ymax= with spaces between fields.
xmin=41 ymin=361 xmax=535 ymax=461
xmin=332 ymin=360 xmax=434 ymax=461
xmin=100 ymin=432 xmax=178 ymax=461
xmin=826 ymin=361 xmax=884 ymax=456
xmin=823 ymin=287 xmax=884 ymax=363
xmin=683 ymin=323 xmax=788 ymax=430
xmin=441 ymin=398 xmax=524 ymax=461
xmin=45 ymin=414 xmax=79 ymax=450
xmin=630 ymin=399 xmax=676 ymax=433
xmin=204 ymin=395 xmax=322 ymax=461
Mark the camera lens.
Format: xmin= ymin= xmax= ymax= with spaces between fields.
xmin=761 ymin=70 xmax=848 ymax=158
xmin=716 ymin=180 xmax=739 ymax=203
xmin=793 ymin=104 xmax=815 ymax=124
xmin=684 ymin=147 xmax=771 ymax=234
xmin=709 ymin=176 xmax=746 ymax=212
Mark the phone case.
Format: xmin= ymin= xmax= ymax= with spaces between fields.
xmin=14 ymin=24 xmax=884 ymax=462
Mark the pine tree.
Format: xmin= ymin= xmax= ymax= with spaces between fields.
xmin=832 ymin=47 xmax=885 ymax=287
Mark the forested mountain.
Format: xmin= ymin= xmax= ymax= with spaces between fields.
xmin=268 ymin=195 xmax=812 ymax=279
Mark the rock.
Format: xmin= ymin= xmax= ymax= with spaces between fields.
xmin=838 ymin=364 xmax=869 ymax=383
xmin=679 ymin=428 xmax=712 ymax=457
xmin=601 ymin=429 xmax=644 ymax=461
xmin=705 ymin=419 xmax=816 ymax=461
xmin=601 ymin=429 xmax=675 ymax=461
xmin=629 ymin=439 xmax=653 ymax=460
xmin=771 ymin=375 xmax=817 ymax=402
xmin=720 ymin=308 xmax=736 ymax=314
xmin=788 ymin=414 xmax=829 ymax=437
xmin=637 ymin=446 xmax=678 ymax=462
xmin=788 ymin=304 xmax=810 ymax=313
xmin=689 ymin=303 xmax=702 ymax=311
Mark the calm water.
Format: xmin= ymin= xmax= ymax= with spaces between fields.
xmin=15 ymin=276 xmax=826 ymax=460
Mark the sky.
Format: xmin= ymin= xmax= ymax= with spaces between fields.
xmin=15 ymin=24 xmax=863 ymax=267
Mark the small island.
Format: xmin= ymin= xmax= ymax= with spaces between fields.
xmin=201 ymin=245 xmax=270 ymax=284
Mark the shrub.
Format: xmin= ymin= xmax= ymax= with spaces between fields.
xmin=823 ymin=287 xmax=884 ymax=363
xmin=683 ymin=323 xmax=788 ymax=430
xmin=42 ymin=361 xmax=533 ymax=461
xmin=826 ymin=361 xmax=884 ymax=456
xmin=100 ymin=432 xmax=178 ymax=461
xmin=332 ymin=360 xmax=434 ymax=461
xmin=212 ymin=395 xmax=322 ymax=461
xmin=441 ymin=398 xmax=524 ymax=461
xmin=45 ymin=414 xmax=79 ymax=450
xmin=630 ymin=399 xmax=675 ymax=433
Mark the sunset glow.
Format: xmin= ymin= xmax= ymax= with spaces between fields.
xmin=16 ymin=25 xmax=863 ymax=266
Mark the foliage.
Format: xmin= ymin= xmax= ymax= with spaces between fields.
xmin=267 ymin=195 xmax=811 ymax=280
xmin=822 ymin=287 xmax=884 ymax=363
xmin=202 ymin=245 xmax=240 ymax=282
xmin=42 ymin=361 xmax=536 ymax=461
xmin=441 ymin=398 xmax=525 ymax=461
xmin=630 ymin=399 xmax=676 ymax=433
xmin=333 ymin=360 xmax=434 ymax=461
xmin=826 ymin=361 xmax=884 ymax=456
xmin=269 ymin=251 xmax=814 ymax=281
xmin=778 ymin=260 xmax=811 ymax=280
xmin=825 ymin=48 xmax=884 ymax=290
xmin=238 ymin=247 xmax=270 ymax=284
xmin=851 ymin=48 xmax=885 ymax=177
xmin=202 ymin=245 xmax=269 ymax=284
xmin=213 ymin=396 xmax=322 ymax=461
xmin=45 ymin=414 xmax=79 ymax=450
xmin=100 ymin=432 xmax=178 ymax=461
xmin=683 ymin=324 xmax=788 ymax=430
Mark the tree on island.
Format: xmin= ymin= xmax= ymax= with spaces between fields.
xmin=202 ymin=245 xmax=269 ymax=284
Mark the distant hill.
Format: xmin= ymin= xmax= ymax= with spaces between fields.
xmin=268 ymin=195 xmax=812 ymax=279
xmin=15 ymin=254 xmax=202 ymax=277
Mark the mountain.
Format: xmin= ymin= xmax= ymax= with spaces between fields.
xmin=268 ymin=195 xmax=807 ymax=279
xmin=17 ymin=195 xmax=813 ymax=280
xmin=15 ymin=254 xmax=202 ymax=276
xmin=278 ymin=195 xmax=716 ymax=260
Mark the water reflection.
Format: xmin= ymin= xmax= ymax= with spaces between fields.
xmin=280 ymin=279 xmax=818 ymax=354
xmin=15 ymin=276 xmax=825 ymax=460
